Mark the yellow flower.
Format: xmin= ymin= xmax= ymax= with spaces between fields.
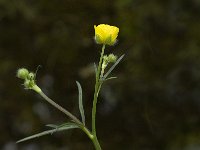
xmin=94 ymin=24 xmax=119 ymax=46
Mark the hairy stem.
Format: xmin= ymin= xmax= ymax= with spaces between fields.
xmin=91 ymin=45 xmax=105 ymax=150
xmin=39 ymin=91 xmax=82 ymax=125
xmin=38 ymin=91 xmax=97 ymax=149
xmin=34 ymin=45 xmax=106 ymax=150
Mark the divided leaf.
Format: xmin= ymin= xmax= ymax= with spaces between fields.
xmin=76 ymin=81 xmax=85 ymax=125
xmin=17 ymin=123 xmax=78 ymax=143
xmin=46 ymin=122 xmax=77 ymax=129
xmin=46 ymin=124 xmax=57 ymax=128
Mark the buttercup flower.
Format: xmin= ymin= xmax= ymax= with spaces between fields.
xmin=94 ymin=24 xmax=119 ymax=46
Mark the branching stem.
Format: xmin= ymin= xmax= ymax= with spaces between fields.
xmin=39 ymin=91 xmax=82 ymax=125
xmin=34 ymin=45 xmax=106 ymax=150
xmin=91 ymin=45 xmax=105 ymax=150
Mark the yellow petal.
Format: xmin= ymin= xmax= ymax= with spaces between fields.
xmin=94 ymin=24 xmax=119 ymax=45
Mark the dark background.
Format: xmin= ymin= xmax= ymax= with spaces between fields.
xmin=1 ymin=0 xmax=200 ymax=149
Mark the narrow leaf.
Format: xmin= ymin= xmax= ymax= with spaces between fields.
xmin=76 ymin=81 xmax=85 ymax=125
xmin=46 ymin=124 xmax=57 ymax=128
xmin=103 ymin=54 xmax=125 ymax=79
xmin=56 ymin=122 xmax=78 ymax=128
xmin=17 ymin=123 xmax=78 ymax=143
xmin=105 ymin=76 xmax=117 ymax=81
xmin=46 ymin=122 xmax=76 ymax=129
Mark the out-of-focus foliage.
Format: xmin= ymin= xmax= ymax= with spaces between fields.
xmin=0 ymin=0 xmax=200 ymax=149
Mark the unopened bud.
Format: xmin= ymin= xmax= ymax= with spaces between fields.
xmin=103 ymin=55 xmax=108 ymax=62
xmin=27 ymin=72 xmax=35 ymax=80
xmin=17 ymin=68 xmax=29 ymax=79
xmin=24 ymin=80 xmax=34 ymax=89
xmin=108 ymin=54 xmax=117 ymax=63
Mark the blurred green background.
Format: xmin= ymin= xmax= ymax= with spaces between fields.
xmin=1 ymin=0 xmax=200 ymax=149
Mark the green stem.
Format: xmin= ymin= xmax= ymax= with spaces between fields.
xmin=97 ymin=82 xmax=103 ymax=97
xmin=81 ymin=126 xmax=101 ymax=150
xmin=33 ymin=45 xmax=106 ymax=150
xmin=91 ymin=45 xmax=105 ymax=150
xmin=91 ymin=136 xmax=102 ymax=150
xmin=37 ymin=90 xmax=97 ymax=149
xmin=36 ymin=84 xmax=103 ymax=149
xmin=38 ymin=91 xmax=82 ymax=125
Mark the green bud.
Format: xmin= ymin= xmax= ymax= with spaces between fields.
xmin=24 ymin=80 xmax=30 ymax=88
xmin=103 ymin=55 xmax=108 ymax=62
xmin=108 ymin=54 xmax=117 ymax=63
xmin=24 ymin=79 xmax=41 ymax=93
xmin=17 ymin=68 xmax=29 ymax=79
xmin=24 ymin=80 xmax=34 ymax=89
xmin=102 ymin=62 xmax=107 ymax=70
xmin=17 ymin=67 xmax=42 ymax=93
xmin=27 ymin=72 xmax=35 ymax=80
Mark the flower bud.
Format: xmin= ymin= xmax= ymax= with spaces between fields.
xmin=17 ymin=68 xmax=29 ymax=79
xmin=24 ymin=79 xmax=34 ymax=89
xmin=103 ymin=55 xmax=108 ymax=62
xmin=24 ymin=79 xmax=41 ymax=93
xmin=94 ymin=24 xmax=119 ymax=46
xmin=108 ymin=54 xmax=117 ymax=63
xmin=27 ymin=72 xmax=35 ymax=80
